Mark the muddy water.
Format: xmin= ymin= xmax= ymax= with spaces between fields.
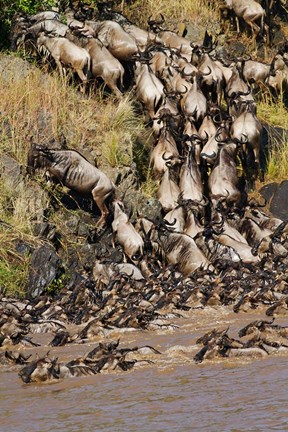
xmin=1 ymin=307 xmax=288 ymax=432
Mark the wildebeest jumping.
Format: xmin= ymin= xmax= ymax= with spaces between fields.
xmin=27 ymin=144 xmax=115 ymax=226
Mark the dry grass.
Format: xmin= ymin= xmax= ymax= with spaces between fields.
xmin=0 ymin=220 xmax=35 ymax=296
xmin=0 ymin=63 xmax=145 ymax=167
xmin=101 ymin=93 xmax=146 ymax=167
xmin=257 ymin=90 xmax=288 ymax=129
xmin=140 ymin=167 xmax=159 ymax=197
xmin=266 ymin=139 xmax=288 ymax=182
xmin=256 ymin=90 xmax=288 ymax=182
xmin=125 ymin=0 xmax=217 ymax=30
xmin=0 ymin=173 xmax=43 ymax=295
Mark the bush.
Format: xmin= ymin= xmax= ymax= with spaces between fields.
xmin=0 ymin=0 xmax=58 ymax=49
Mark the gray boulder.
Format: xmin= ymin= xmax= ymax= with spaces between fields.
xmin=27 ymin=244 xmax=63 ymax=298
xmin=270 ymin=181 xmax=288 ymax=220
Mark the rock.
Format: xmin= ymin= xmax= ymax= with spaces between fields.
xmin=0 ymin=155 xmax=50 ymax=224
xmin=225 ymin=40 xmax=246 ymax=57
xmin=66 ymin=271 xmax=83 ymax=290
xmin=0 ymin=155 xmax=23 ymax=182
xmin=77 ymin=243 xmax=99 ymax=264
xmin=33 ymin=222 xmax=52 ymax=237
xmin=135 ymin=197 xmax=162 ymax=221
xmin=26 ymin=183 xmax=50 ymax=223
xmin=259 ymin=183 xmax=279 ymax=204
xmin=77 ymin=221 xmax=91 ymax=237
xmin=186 ymin=23 xmax=207 ymax=44
xmin=27 ymin=244 xmax=63 ymax=298
xmin=123 ymin=190 xmax=162 ymax=221
xmin=114 ymin=164 xmax=140 ymax=194
xmin=65 ymin=215 xmax=80 ymax=235
xmin=0 ymin=54 xmax=34 ymax=82
xmin=15 ymin=241 xmax=33 ymax=255
xmin=34 ymin=109 xmax=53 ymax=143
xmin=263 ymin=123 xmax=288 ymax=149
xmin=269 ymin=180 xmax=288 ymax=220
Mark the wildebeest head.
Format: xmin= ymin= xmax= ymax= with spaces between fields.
xmin=19 ymin=356 xmax=59 ymax=383
xmin=26 ymin=143 xmax=53 ymax=175
xmin=18 ymin=358 xmax=39 ymax=383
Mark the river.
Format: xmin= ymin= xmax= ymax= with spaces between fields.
xmin=1 ymin=306 xmax=288 ymax=432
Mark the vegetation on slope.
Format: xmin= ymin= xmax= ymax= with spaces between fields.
xmin=0 ymin=60 xmax=147 ymax=295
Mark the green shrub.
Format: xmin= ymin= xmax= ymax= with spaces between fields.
xmin=0 ymin=259 xmax=28 ymax=297
xmin=0 ymin=0 xmax=58 ymax=49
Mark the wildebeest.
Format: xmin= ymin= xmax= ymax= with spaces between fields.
xmin=222 ymin=0 xmax=268 ymax=44
xmin=112 ymin=199 xmax=144 ymax=261
xmin=37 ymin=33 xmax=91 ymax=93
xmin=27 ymin=144 xmax=115 ymax=226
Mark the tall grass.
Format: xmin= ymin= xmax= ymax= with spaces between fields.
xmin=125 ymin=0 xmax=216 ymax=29
xmin=0 ymin=220 xmax=34 ymax=296
xmin=266 ymin=139 xmax=288 ymax=181
xmin=101 ymin=93 xmax=146 ymax=167
xmin=257 ymin=90 xmax=288 ymax=181
xmin=257 ymin=90 xmax=288 ymax=129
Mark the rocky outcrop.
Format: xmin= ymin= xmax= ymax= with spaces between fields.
xmin=260 ymin=181 xmax=288 ymax=220
xmin=27 ymin=244 xmax=63 ymax=298
xmin=0 ymin=54 xmax=35 ymax=82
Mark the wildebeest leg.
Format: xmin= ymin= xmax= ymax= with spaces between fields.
xmin=111 ymin=230 xmax=117 ymax=249
xmin=248 ymin=19 xmax=261 ymax=46
xmin=54 ymin=57 xmax=64 ymax=78
xmin=92 ymin=187 xmax=112 ymax=227
xmin=253 ymin=147 xmax=264 ymax=182
xmin=54 ymin=57 xmax=69 ymax=86
xmin=75 ymin=68 xmax=87 ymax=94
xmin=109 ymin=82 xmax=123 ymax=98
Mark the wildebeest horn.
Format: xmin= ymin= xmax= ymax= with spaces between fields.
xmin=190 ymin=42 xmax=200 ymax=51
xmin=269 ymin=56 xmax=277 ymax=77
xmin=181 ymin=68 xmax=196 ymax=77
xmin=185 ymin=133 xmax=205 ymax=146
xmin=201 ymin=131 xmax=209 ymax=143
xmin=201 ymin=65 xmax=212 ymax=76
xmin=162 ymin=152 xmax=174 ymax=161
xmin=163 ymin=87 xmax=171 ymax=98
xmin=213 ymin=112 xmax=222 ymax=124
xmin=215 ymin=127 xmax=230 ymax=143
xmin=153 ymin=217 xmax=176 ymax=233
xmin=148 ymin=13 xmax=165 ymax=27
xmin=163 ymin=217 xmax=177 ymax=227
xmin=192 ymin=196 xmax=209 ymax=207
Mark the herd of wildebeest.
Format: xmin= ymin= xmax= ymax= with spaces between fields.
xmin=1 ymin=1 xmax=288 ymax=383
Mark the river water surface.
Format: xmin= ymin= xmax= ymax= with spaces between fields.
xmin=1 ymin=307 xmax=288 ymax=431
